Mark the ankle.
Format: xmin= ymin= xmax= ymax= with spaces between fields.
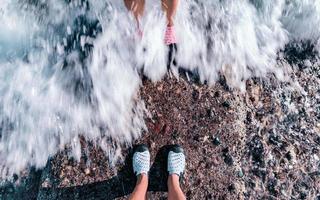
xmin=168 ymin=174 xmax=180 ymax=187
xmin=137 ymin=173 xmax=148 ymax=185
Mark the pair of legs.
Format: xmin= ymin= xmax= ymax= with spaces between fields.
xmin=123 ymin=0 xmax=180 ymax=26
xmin=123 ymin=0 xmax=179 ymax=44
xmin=129 ymin=174 xmax=185 ymax=200
xmin=129 ymin=145 xmax=186 ymax=200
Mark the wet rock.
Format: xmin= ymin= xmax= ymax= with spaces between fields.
xmin=238 ymin=169 xmax=244 ymax=178
xmin=252 ymin=168 xmax=267 ymax=182
xmin=212 ymin=136 xmax=221 ymax=146
xmin=223 ymin=154 xmax=234 ymax=166
xmin=222 ymin=148 xmax=234 ymax=166
xmin=246 ymin=112 xmax=252 ymax=123
xmin=192 ymin=90 xmax=199 ymax=101
xmin=214 ymin=91 xmax=220 ymax=98
xmin=13 ymin=174 xmax=18 ymax=182
xmin=269 ymin=133 xmax=281 ymax=146
xmin=206 ymin=109 xmax=215 ymax=118
xmin=206 ymin=194 xmax=213 ymax=199
xmin=222 ymin=101 xmax=231 ymax=109
xmin=308 ymin=171 xmax=320 ymax=177
xmin=227 ymin=183 xmax=236 ymax=193
xmin=218 ymin=76 xmax=231 ymax=91
xmin=285 ymin=151 xmax=292 ymax=161
xmin=171 ymin=130 xmax=178 ymax=140
xmin=247 ymin=179 xmax=256 ymax=189
xmin=193 ymin=134 xmax=200 ymax=142
xmin=315 ymin=136 xmax=320 ymax=145
xmin=84 ymin=168 xmax=90 ymax=175
xmin=255 ymin=109 xmax=265 ymax=120
xmin=267 ymin=178 xmax=278 ymax=196
xmin=249 ymin=136 xmax=265 ymax=166
xmin=299 ymin=192 xmax=307 ymax=200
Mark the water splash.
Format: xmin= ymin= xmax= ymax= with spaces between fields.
xmin=0 ymin=0 xmax=319 ymax=179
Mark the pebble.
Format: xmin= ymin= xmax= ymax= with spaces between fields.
xmin=222 ymin=148 xmax=233 ymax=166
xmin=249 ymin=136 xmax=265 ymax=166
xmin=84 ymin=168 xmax=91 ymax=175
xmin=227 ymin=184 xmax=236 ymax=192
xmin=212 ymin=136 xmax=221 ymax=145
xmin=315 ymin=136 xmax=320 ymax=145
xmin=41 ymin=178 xmax=52 ymax=188
xmin=214 ymin=91 xmax=220 ymax=98
xmin=238 ymin=169 xmax=244 ymax=178
xmin=223 ymin=154 xmax=234 ymax=166
xmin=222 ymin=101 xmax=231 ymax=108
xmin=267 ymin=178 xmax=278 ymax=195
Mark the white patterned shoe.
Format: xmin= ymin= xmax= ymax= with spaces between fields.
xmin=132 ymin=144 xmax=150 ymax=176
xmin=168 ymin=145 xmax=185 ymax=177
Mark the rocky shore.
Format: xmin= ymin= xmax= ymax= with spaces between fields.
xmin=42 ymin=53 xmax=320 ymax=199
xmin=1 ymin=44 xmax=320 ymax=200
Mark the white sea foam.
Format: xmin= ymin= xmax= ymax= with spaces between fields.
xmin=0 ymin=0 xmax=319 ymax=178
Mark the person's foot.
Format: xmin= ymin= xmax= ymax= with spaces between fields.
xmin=164 ymin=26 xmax=177 ymax=45
xmin=133 ymin=144 xmax=150 ymax=176
xmin=167 ymin=145 xmax=185 ymax=177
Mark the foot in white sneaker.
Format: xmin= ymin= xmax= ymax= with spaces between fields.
xmin=132 ymin=144 xmax=150 ymax=176
xmin=167 ymin=145 xmax=185 ymax=177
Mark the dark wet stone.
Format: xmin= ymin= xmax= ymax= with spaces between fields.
xmin=206 ymin=109 xmax=215 ymax=118
xmin=255 ymin=109 xmax=265 ymax=120
xmin=267 ymin=178 xmax=278 ymax=196
xmin=309 ymin=171 xmax=320 ymax=177
xmin=192 ymin=115 xmax=197 ymax=120
xmin=227 ymin=184 xmax=236 ymax=193
xmin=178 ymin=68 xmax=201 ymax=83
xmin=214 ymin=91 xmax=220 ymax=98
xmin=285 ymin=151 xmax=292 ymax=161
xmin=221 ymin=147 xmax=233 ymax=165
xmin=249 ymin=136 xmax=265 ymax=166
xmin=299 ymin=192 xmax=307 ymax=200
xmin=284 ymin=41 xmax=318 ymax=66
xmin=192 ymin=90 xmax=199 ymax=101
xmin=224 ymin=155 xmax=233 ymax=166
xmin=212 ymin=136 xmax=221 ymax=146
xmin=171 ymin=130 xmax=178 ymax=140
xmin=246 ymin=112 xmax=252 ymax=123
xmin=13 ymin=174 xmax=18 ymax=182
xmin=222 ymin=101 xmax=231 ymax=108
xmin=222 ymin=147 xmax=229 ymax=153
xmin=218 ymin=76 xmax=231 ymax=91
xmin=252 ymin=168 xmax=267 ymax=183
xmin=247 ymin=179 xmax=256 ymax=188
xmin=193 ymin=134 xmax=200 ymax=142
xmin=283 ymin=113 xmax=299 ymax=125
xmin=206 ymin=194 xmax=213 ymax=199
xmin=315 ymin=136 xmax=320 ymax=145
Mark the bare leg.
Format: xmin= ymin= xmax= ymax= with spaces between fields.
xmin=168 ymin=174 xmax=186 ymax=200
xmin=124 ymin=0 xmax=145 ymax=29
xmin=129 ymin=174 xmax=148 ymax=200
xmin=161 ymin=0 xmax=179 ymax=26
